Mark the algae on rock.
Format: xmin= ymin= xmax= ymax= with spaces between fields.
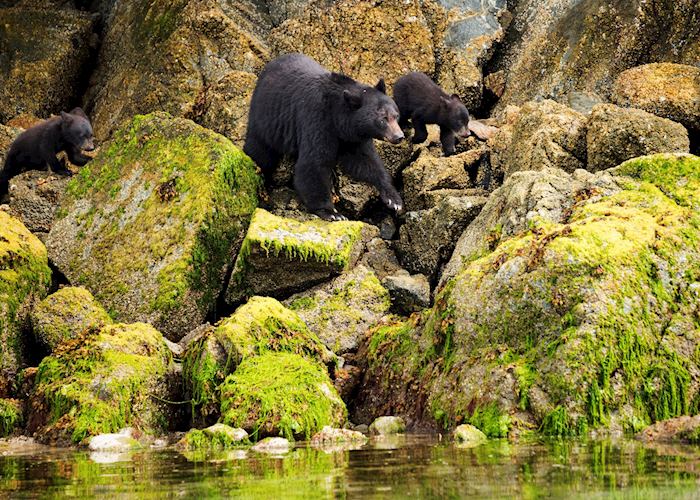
xmin=47 ymin=112 xmax=260 ymax=340
xmin=219 ymin=351 xmax=346 ymax=440
xmin=28 ymin=322 xmax=174 ymax=445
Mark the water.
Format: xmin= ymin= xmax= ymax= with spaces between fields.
xmin=1 ymin=435 xmax=699 ymax=498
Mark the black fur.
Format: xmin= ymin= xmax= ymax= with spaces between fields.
xmin=1 ymin=107 xmax=95 ymax=195
xmin=393 ymin=72 xmax=471 ymax=156
xmin=244 ymin=53 xmax=404 ymax=221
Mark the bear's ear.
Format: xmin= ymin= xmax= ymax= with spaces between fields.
xmin=69 ymin=107 xmax=88 ymax=119
xmin=60 ymin=111 xmax=73 ymax=123
xmin=343 ymin=90 xmax=363 ymax=109
xmin=375 ymin=79 xmax=386 ymax=94
xmin=451 ymin=93 xmax=461 ymax=101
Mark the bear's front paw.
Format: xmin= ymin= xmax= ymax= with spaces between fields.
xmin=381 ymin=191 xmax=404 ymax=214
xmin=315 ymin=208 xmax=348 ymax=222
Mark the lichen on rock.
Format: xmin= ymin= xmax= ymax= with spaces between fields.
xmin=219 ymin=351 xmax=346 ymax=440
xmin=47 ymin=112 xmax=260 ymax=340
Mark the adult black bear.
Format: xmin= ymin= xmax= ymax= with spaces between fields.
xmin=244 ymin=53 xmax=404 ymax=221
xmin=393 ymin=72 xmax=470 ymax=157
xmin=1 ymin=108 xmax=95 ymax=195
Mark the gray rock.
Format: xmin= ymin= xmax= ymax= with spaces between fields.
xmin=88 ymin=429 xmax=141 ymax=452
xmin=369 ymin=416 xmax=406 ymax=436
xmin=382 ymin=272 xmax=431 ymax=313
xmin=7 ymin=171 xmax=70 ymax=236
xmin=310 ymin=426 xmax=368 ymax=448
xmin=251 ymin=437 xmax=291 ymax=453
xmin=453 ymin=424 xmax=487 ymax=447
xmin=358 ymin=238 xmax=404 ymax=281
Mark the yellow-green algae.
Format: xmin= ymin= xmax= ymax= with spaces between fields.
xmin=0 ymin=398 xmax=22 ymax=437
xmin=50 ymin=112 xmax=260 ymax=338
xmin=31 ymin=322 xmax=173 ymax=444
xmin=219 ymin=351 xmax=346 ymax=441
xmin=0 ymin=211 xmax=51 ymax=377
xmin=30 ymin=286 xmax=113 ymax=352
xmin=183 ymin=296 xmax=332 ymax=424
xmin=360 ymin=154 xmax=700 ymax=437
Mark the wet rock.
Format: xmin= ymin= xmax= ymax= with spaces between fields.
xmin=30 ymin=286 xmax=113 ymax=352
xmin=175 ymin=423 xmax=249 ymax=451
xmin=333 ymin=364 xmax=362 ymax=402
xmin=219 ymin=352 xmax=346 ymax=440
xmin=612 ymin=63 xmax=700 ymax=135
xmin=637 ymin=415 xmax=700 ymax=444
xmin=47 ymin=113 xmax=259 ymax=341
xmin=0 ymin=399 xmax=23 ymax=437
xmin=28 ymin=322 xmax=174 ymax=445
xmin=402 ymin=149 xmax=485 ymax=211
xmin=182 ymin=296 xmax=332 ymax=425
xmin=491 ymin=0 xmax=700 ymax=113
xmin=586 ymin=103 xmax=689 ymax=172
xmin=88 ymin=429 xmax=141 ymax=451
xmin=251 ymin=436 xmax=291 ymax=453
xmin=336 ymin=175 xmax=376 ymax=219
xmin=226 ymin=208 xmax=376 ymax=303
xmin=0 ymin=212 xmax=51 ymax=395
xmin=369 ymin=416 xmax=406 ymax=436
xmin=269 ymin=0 xmax=434 ymax=91
xmin=6 ymin=171 xmax=70 ymax=237
xmin=310 ymin=426 xmax=367 ymax=448
xmin=362 ymin=154 xmax=700 ymax=437
xmin=0 ymin=8 xmax=95 ymax=122
xmin=490 ymin=100 xmax=587 ymax=179
xmin=358 ymin=238 xmax=403 ymax=281
xmin=453 ymin=424 xmax=487 ymax=447
xmin=382 ymin=272 xmax=431 ymax=314
xmin=85 ymin=0 xmax=270 ymax=140
xmin=284 ymin=265 xmax=390 ymax=354
xmin=397 ymin=195 xmax=487 ymax=280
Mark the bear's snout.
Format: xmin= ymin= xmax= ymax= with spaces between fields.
xmin=385 ymin=119 xmax=404 ymax=144
xmin=456 ymin=126 xmax=471 ymax=139
xmin=82 ymin=139 xmax=96 ymax=151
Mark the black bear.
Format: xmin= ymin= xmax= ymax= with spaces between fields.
xmin=393 ymin=72 xmax=471 ymax=156
xmin=0 ymin=107 xmax=95 ymax=195
xmin=244 ymin=53 xmax=404 ymax=221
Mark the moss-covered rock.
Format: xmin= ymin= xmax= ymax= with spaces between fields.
xmin=269 ymin=0 xmax=434 ymax=92
xmin=219 ymin=351 xmax=346 ymax=440
xmin=0 ymin=398 xmax=22 ymax=437
xmin=0 ymin=8 xmax=95 ymax=122
xmin=310 ymin=426 xmax=367 ymax=447
xmin=0 ymin=211 xmax=51 ymax=393
xmin=369 ymin=416 xmax=405 ymax=436
xmin=612 ymin=63 xmax=700 ymax=134
xmin=356 ymin=154 xmax=700 ymax=437
xmin=182 ymin=296 xmax=332 ymax=424
xmin=28 ymin=322 xmax=174 ymax=445
xmin=175 ymin=423 xmax=249 ymax=452
xmin=285 ymin=265 xmax=390 ymax=354
xmin=586 ymin=103 xmax=689 ymax=172
xmin=30 ymin=286 xmax=112 ymax=352
xmin=226 ymin=208 xmax=372 ymax=303
xmin=47 ymin=112 xmax=260 ymax=340
xmin=453 ymin=424 xmax=487 ymax=447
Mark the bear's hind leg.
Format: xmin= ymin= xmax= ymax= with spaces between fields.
xmin=243 ymin=136 xmax=281 ymax=172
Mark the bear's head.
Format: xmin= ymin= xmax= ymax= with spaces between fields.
xmin=60 ymin=108 xmax=95 ymax=152
xmin=442 ymin=95 xmax=471 ymax=138
xmin=337 ymin=76 xmax=404 ymax=144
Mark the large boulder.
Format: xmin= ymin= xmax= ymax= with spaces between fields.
xmin=46 ymin=113 xmax=260 ymax=340
xmin=491 ymin=0 xmax=700 ymax=113
xmin=219 ymin=351 xmax=346 ymax=440
xmin=611 ymin=63 xmax=700 ymax=135
xmin=226 ymin=208 xmax=375 ymax=303
xmin=30 ymin=286 xmax=112 ymax=353
xmin=84 ymin=0 xmax=270 ymax=140
xmin=490 ymin=100 xmax=587 ymax=179
xmin=0 ymin=212 xmax=51 ymax=394
xmin=586 ymin=103 xmax=689 ymax=172
xmin=357 ymin=154 xmax=700 ymax=437
xmin=269 ymin=0 xmax=435 ymax=90
xmin=182 ymin=296 xmax=331 ymax=424
xmin=7 ymin=171 xmax=70 ymax=237
xmin=0 ymin=8 xmax=95 ymax=122
xmin=28 ymin=322 xmax=174 ymax=445
xmin=284 ymin=264 xmax=391 ymax=354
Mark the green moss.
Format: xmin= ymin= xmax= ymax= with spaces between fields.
xmin=177 ymin=424 xmax=249 ymax=452
xmin=219 ymin=352 xmax=346 ymax=441
xmin=0 ymin=399 xmax=22 ymax=437
xmin=55 ymin=112 xmax=260 ymax=337
xmin=540 ymin=406 xmax=586 ymax=437
xmin=467 ymin=403 xmax=511 ymax=438
xmin=33 ymin=323 xmax=172 ymax=444
xmin=183 ymin=297 xmax=330 ymax=422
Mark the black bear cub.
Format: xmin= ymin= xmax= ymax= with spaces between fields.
xmin=244 ymin=53 xmax=404 ymax=221
xmin=1 ymin=107 xmax=95 ymax=194
xmin=393 ymin=72 xmax=470 ymax=157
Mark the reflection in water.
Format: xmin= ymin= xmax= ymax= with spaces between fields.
xmin=0 ymin=436 xmax=699 ymax=498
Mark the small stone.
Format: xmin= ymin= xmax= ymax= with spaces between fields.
xmin=88 ymin=429 xmax=141 ymax=452
xmin=204 ymin=423 xmax=248 ymax=443
xmin=353 ymin=424 xmax=369 ymax=434
xmin=310 ymin=426 xmax=368 ymax=446
xmin=251 ymin=437 xmax=291 ymax=453
xmin=453 ymin=424 xmax=487 ymax=447
xmin=382 ymin=272 xmax=431 ymax=313
xmin=369 ymin=416 xmax=406 ymax=436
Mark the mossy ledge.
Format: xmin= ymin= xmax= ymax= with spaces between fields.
xmin=47 ymin=112 xmax=260 ymax=340
xmin=355 ymin=154 xmax=700 ymax=437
